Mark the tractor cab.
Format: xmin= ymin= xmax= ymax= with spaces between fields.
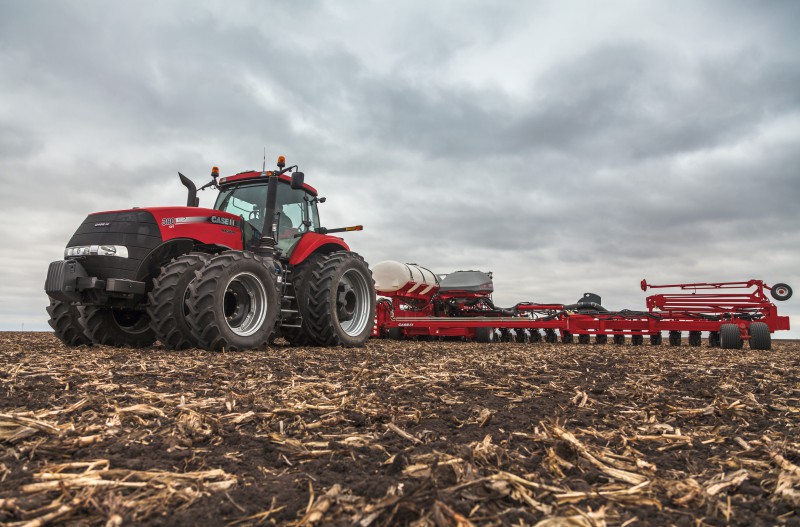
xmin=213 ymin=170 xmax=321 ymax=256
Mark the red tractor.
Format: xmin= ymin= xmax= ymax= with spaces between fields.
xmin=45 ymin=157 xmax=376 ymax=351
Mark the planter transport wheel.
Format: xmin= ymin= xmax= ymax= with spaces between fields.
xmin=770 ymin=283 xmax=792 ymax=301
xmin=475 ymin=326 xmax=495 ymax=343
xmin=720 ymin=324 xmax=743 ymax=350
xmin=387 ymin=327 xmax=403 ymax=340
xmin=748 ymin=322 xmax=771 ymax=350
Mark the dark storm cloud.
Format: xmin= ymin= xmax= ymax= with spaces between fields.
xmin=0 ymin=1 xmax=797 ymax=334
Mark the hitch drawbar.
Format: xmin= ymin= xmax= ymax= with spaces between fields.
xmin=371 ymin=262 xmax=791 ymax=351
xmin=45 ymin=260 xmax=145 ymax=303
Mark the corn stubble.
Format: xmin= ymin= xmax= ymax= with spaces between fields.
xmin=1 ymin=333 xmax=798 ymax=526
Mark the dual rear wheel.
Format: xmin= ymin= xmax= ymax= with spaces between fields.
xmin=285 ymin=252 xmax=375 ymax=347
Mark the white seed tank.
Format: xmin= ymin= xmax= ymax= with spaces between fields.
xmin=372 ymin=261 xmax=439 ymax=297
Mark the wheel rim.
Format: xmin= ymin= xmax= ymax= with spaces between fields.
xmin=223 ymin=272 xmax=268 ymax=337
xmin=111 ymin=309 xmax=149 ymax=334
xmin=337 ymin=268 xmax=371 ymax=337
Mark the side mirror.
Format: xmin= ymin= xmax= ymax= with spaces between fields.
xmin=291 ymin=171 xmax=305 ymax=190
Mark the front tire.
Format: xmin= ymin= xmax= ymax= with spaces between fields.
xmin=84 ymin=306 xmax=156 ymax=348
xmin=304 ymin=252 xmax=376 ymax=347
xmin=147 ymin=253 xmax=210 ymax=349
xmin=47 ymin=299 xmax=92 ymax=346
xmin=186 ymin=251 xmax=280 ymax=351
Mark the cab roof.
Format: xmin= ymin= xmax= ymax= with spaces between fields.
xmin=218 ymin=171 xmax=318 ymax=196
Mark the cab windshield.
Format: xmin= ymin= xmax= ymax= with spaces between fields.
xmin=214 ymin=182 xmax=320 ymax=253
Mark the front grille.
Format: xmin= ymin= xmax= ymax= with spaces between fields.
xmin=66 ymin=210 xmax=162 ymax=280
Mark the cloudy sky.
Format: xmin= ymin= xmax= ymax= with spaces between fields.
xmin=1 ymin=1 xmax=798 ymax=337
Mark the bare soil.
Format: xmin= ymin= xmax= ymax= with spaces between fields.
xmin=1 ymin=333 xmax=799 ymax=526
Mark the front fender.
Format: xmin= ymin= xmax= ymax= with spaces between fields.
xmin=288 ymin=232 xmax=350 ymax=266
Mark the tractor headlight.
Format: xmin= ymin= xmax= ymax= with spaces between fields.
xmin=64 ymin=245 xmax=129 ymax=258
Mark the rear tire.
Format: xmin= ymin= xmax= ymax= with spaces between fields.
xmin=84 ymin=306 xmax=156 ymax=348
xmin=748 ymin=322 xmax=771 ymax=350
xmin=147 ymin=252 xmax=210 ymax=349
xmin=720 ymin=324 xmax=743 ymax=349
xmin=304 ymin=252 xmax=376 ymax=347
xmin=47 ymin=299 xmax=92 ymax=346
xmin=282 ymin=254 xmax=326 ymax=346
xmin=186 ymin=251 xmax=280 ymax=351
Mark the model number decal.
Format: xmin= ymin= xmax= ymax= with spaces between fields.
xmin=398 ymin=323 xmax=414 ymax=327
xmin=160 ymin=216 xmax=239 ymax=228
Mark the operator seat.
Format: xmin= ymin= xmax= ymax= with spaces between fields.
xmin=278 ymin=212 xmax=294 ymax=239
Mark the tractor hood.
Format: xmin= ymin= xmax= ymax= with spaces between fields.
xmin=64 ymin=207 xmax=244 ymax=281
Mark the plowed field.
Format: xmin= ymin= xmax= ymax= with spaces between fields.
xmin=1 ymin=333 xmax=798 ymax=526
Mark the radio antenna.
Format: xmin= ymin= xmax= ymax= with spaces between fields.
xmin=261 ymin=147 xmax=267 ymax=176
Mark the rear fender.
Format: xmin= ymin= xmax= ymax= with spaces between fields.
xmin=288 ymin=233 xmax=350 ymax=266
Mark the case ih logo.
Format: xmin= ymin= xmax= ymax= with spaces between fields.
xmin=161 ymin=218 xmax=176 ymax=226
xmin=211 ymin=216 xmax=236 ymax=227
